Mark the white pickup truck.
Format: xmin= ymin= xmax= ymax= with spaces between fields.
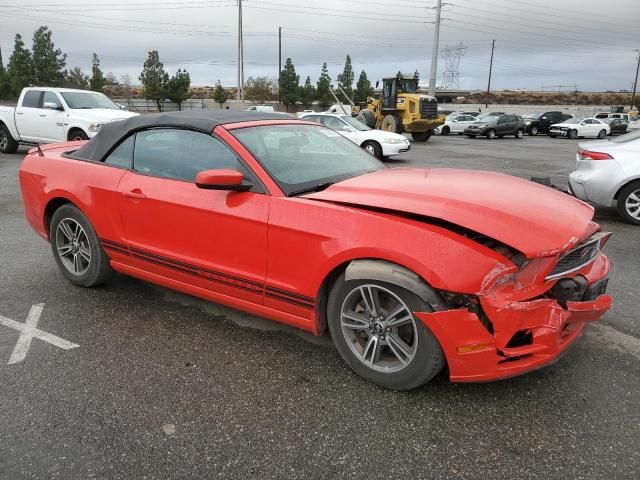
xmin=0 ymin=87 xmax=138 ymax=153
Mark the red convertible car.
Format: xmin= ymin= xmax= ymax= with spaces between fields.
xmin=19 ymin=111 xmax=612 ymax=390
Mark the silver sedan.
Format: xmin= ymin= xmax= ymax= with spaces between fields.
xmin=569 ymin=130 xmax=640 ymax=224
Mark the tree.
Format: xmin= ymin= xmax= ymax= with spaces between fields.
xmin=300 ymin=76 xmax=316 ymax=109
xmin=279 ymin=58 xmax=299 ymax=112
xmin=139 ymin=50 xmax=168 ymax=112
xmin=245 ymin=76 xmax=276 ymax=104
xmin=337 ymin=54 xmax=354 ymax=103
xmin=316 ymin=62 xmax=332 ymax=110
xmin=7 ymin=34 xmax=33 ymax=97
xmin=64 ymin=67 xmax=89 ymax=89
xmin=213 ymin=80 xmax=228 ymax=108
xmin=89 ymin=53 xmax=105 ymax=92
xmin=0 ymin=45 xmax=12 ymax=99
xmin=354 ymin=70 xmax=373 ymax=103
xmin=166 ymin=68 xmax=191 ymax=110
xmin=32 ymin=26 xmax=67 ymax=86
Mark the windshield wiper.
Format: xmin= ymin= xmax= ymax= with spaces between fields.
xmin=289 ymin=182 xmax=335 ymax=197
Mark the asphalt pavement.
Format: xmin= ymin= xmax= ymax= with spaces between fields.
xmin=0 ymin=135 xmax=638 ymax=479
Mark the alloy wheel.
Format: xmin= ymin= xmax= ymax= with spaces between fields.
xmin=0 ymin=130 xmax=7 ymax=151
xmin=340 ymin=284 xmax=418 ymax=373
xmin=55 ymin=218 xmax=92 ymax=276
xmin=364 ymin=144 xmax=375 ymax=155
xmin=625 ymin=189 xmax=640 ymax=220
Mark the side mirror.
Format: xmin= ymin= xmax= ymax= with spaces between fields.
xmin=43 ymin=101 xmax=62 ymax=111
xmin=195 ymin=169 xmax=252 ymax=192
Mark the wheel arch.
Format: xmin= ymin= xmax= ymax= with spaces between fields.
xmin=67 ymin=126 xmax=88 ymax=141
xmin=43 ymin=196 xmax=79 ymax=239
xmin=613 ymin=176 xmax=640 ymax=200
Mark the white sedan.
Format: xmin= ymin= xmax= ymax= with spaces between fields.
xmin=434 ymin=114 xmax=478 ymax=135
xmin=569 ymin=130 xmax=640 ymax=224
xmin=299 ymin=112 xmax=410 ymax=158
xmin=548 ymin=117 xmax=610 ymax=139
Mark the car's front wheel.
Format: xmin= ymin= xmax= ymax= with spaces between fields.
xmin=50 ymin=204 xmax=115 ymax=287
xmin=327 ymin=274 xmax=445 ymax=390
xmin=616 ymin=181 xmax=640 ymax=225
xmin=515 ymin=129 xmax=524 ymax=139
xmin=529 ymin=126 xmax=538 ymax=136
xmin=568 ymin=129 xmax=578 ymax=139
xmin=486 ymin=129 xmax=496 ymax=139
xmin=361 ymin=141 xmax=382 ymax=159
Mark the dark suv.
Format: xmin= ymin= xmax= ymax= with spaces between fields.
xmin=523 ymin=111 xmax=572 ymax=135
xmin=464 ymin=114 xmax=526 ymax=139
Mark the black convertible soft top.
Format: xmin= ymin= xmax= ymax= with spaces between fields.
xmin=73 ymin=110 xmax=295 ymax=162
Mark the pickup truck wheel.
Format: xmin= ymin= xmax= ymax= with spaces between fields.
xmin=0 ymin=124 xmax=19 ymax=154
xmin=50 ymin=204 xmax=115 ymax=287
xmin=529 ymin=126 xmax=538 ymax=136
xmin=327 ymin=274 xmax=445 ymax=390
xmin=68 ymin=129 xmax=89 ymax=141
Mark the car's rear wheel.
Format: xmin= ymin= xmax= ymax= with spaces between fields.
xmin=50 ymin=204 xmax=115 ymax=287
xmin=568 ymin=129 xmax=578 ymax=139
xmin=486 ymin=129 xmax=496 ymax=139
xmin=361 ymin=140 xmax=382 ymax=159
xmin=327 ymin=274 xmax=445 ymax=390
xmin=597 ymin=129 xmax=607 ymax=139
xmin=529 ymin=126 xmax=538 ymax=136
xmin=515 ymin=129 xmax=524 ymax=139
xmin=616 ymin=181 xmax=640 ymax=225
xmin=0 ymin=124 xmax=19 ymax=154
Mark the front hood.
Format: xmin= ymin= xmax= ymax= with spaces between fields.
xmin=305 ymin=168 xmax=595 ymax=258
xmin=70 ymin=109 xmax=139 ymax=123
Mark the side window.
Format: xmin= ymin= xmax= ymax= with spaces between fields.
xmin=104 ymin=135 xmax=134 ymax=168
xmin=595 ymin=114 xmax=607 ymax=119
xmin=133 ymin=129 xmax=255 ymax=185
xmin=22 ymin=90 xmax=42 ymax=108
xmin=42 ymin=91 xmax=63 ymax=109
xmin=323 ymin=116 xmax=348 ymax=130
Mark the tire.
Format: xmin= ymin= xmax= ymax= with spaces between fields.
xmin=616 ymin=181 xmax=640 ymax=225
xmin=568 ymin=129 xmax=578 ymax=139
xmin=515 ymin=129 xmax=524 ymax=139
xmin=0 ymin=123 xmax=19 ymax=154
xmin=356 ymin=110 xmax=376 ymax=128
xmin=411 ymin=131 xmax=431 ymax=142
xmin=529 ymin=126 xmax=538 ymax=136
xmin=68 ymin=129 xmax=89 ymax=141
xmin=327 ymin=274 xmax=445 ymax=390
xmin=441 ymin=126 xmax=450 ymax=136
xmin=381 ymin=114 xmax=403 ymax=134
xmin=486 ymin=129 xmax=496 ymax=139
xmin=597 ymin=129 xmax=607 ymax=139
xmin=361 ymin=140 xmax=382 ymax=159
xmin=50 ymin=204 xmax=115 ymax=287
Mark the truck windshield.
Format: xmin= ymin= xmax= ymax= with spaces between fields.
xmin=60 ymin=92 xmax=119 ymax=110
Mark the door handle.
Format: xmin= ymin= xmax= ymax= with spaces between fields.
xmin=16 ymin=112 xmax=24 ymax=115
xmin=123 ymin=190 xmax=146 ymax=199
xmin=39 ymin=114 xmax=46 ymax=117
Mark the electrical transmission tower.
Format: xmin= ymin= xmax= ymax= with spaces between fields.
xmin=441 ymin=43 xmax=466 ymax=90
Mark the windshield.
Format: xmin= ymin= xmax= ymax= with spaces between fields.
xmin=232 ymin=124 xmax=384 ymax=196
xmin=610 ymin=130 xmax=640 ymax=143
xmin=61 ymin=91 xmax=119 ymax=110
xmin=341 ymin=115 xmax=371 ymax=131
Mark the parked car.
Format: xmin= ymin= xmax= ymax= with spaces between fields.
xmin=435 ymin=114 xmax=478 ymax=135
xmin=602 ymin=118 xmax=628 ymax=136
xmin=548 ymin=117 xmax=610 ymax=139
xmin=522 ymin=111 xmax=572 ymax=136
xmin=0 ymin=87 xmax=138 ymax=153
xmin=569 ymin=130 xmax=640 ymax=224
xmin=300 ymin=112 xmax=409 ymax=158
xmin=295 ymin=109 xmax=315 ymax=118
xmin=245 ymin=105 xmax=275 ymax=113
xmin=593 ymin=112 xmax=634 ymax=122
xmin=19 ymin=110 xmax=612 ymax=390
xmin=476 ymin=112 xmax=504 ymax=120
xmin=463 ymin=114 xmax=526 ymax=139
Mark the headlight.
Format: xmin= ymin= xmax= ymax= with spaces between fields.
xmin=525 ymin=120 xmax=531 ymax=125
xmin=384 ymin=137 xmax=405 ymax=144
xmin=88 ymin=123 xmax=103 ymax=133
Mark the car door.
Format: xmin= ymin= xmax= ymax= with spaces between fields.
xmin=116 ymin=128 xmax=270 ymax=304
xmin=37 ymin=91 xmax=67 ymax=142
xmin=450 ymin=116 xmax=465 ymax=133
xmin=13 ymin=90 xmax=43 ymax=142
xmin=496 ymin=116 xmax=510 ymax=135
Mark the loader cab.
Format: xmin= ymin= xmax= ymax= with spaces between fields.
xmin=381 ymin=77 xmax=419 ymax=109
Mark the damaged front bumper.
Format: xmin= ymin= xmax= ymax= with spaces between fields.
xmin=415 ymin=254 xmax=612 ymax=382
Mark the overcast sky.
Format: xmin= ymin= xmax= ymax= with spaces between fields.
xmin=1 ymin=0 xmax=638 ymax=91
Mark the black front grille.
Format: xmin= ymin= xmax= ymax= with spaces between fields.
xmin=547 ymin=235 xmax=602 ymax=279
xmin=420 ymin=98 xmax=438 ymax=119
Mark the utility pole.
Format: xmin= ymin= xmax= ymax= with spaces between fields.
xmin=428 ymin=0 xmax=443 ymax=97
xmin=278 ymin=26 xmax=282 ymax=104
xmin=236 ymin=0 xmax=244 ymax=103
xmin=631 ymin=49 xmax=640 ymax=111
xmin=486 ymin=39 xmax=495 ymax=108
